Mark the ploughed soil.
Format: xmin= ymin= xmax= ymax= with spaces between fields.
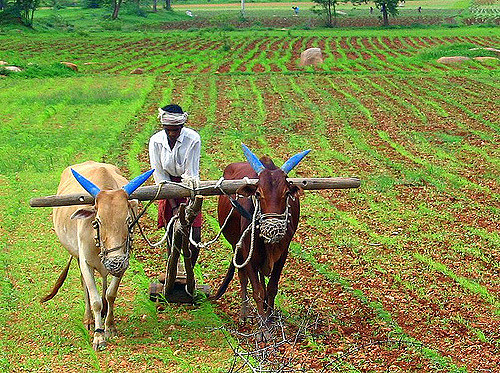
xmin=130 ymin=69 xmax=499 ymax=371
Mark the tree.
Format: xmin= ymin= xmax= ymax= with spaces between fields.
xmin=111 ymin=0 xmax=122 ymax=19
xmin=312 ymin=0 xmax=339 ymax=27
xmin=372 ymin=0 xmax=399 ymax=26
xmin=0 ymin=0 xmax=40 ymax=26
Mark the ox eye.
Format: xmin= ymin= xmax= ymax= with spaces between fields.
xmin=255 ymin=191 xmax=261 ymax=198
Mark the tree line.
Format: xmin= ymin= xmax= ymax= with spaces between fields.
xmin=313 ymin=0 xmax=400 ymax=27
xmin=0 ymin=0 xmax=401 ymax=27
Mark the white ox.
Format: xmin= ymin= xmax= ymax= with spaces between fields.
xmin=41 ymin=161 xmax=153 ymax=350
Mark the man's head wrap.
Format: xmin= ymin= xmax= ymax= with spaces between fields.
xmin=158 ymin=108 xmax=188 ymax=126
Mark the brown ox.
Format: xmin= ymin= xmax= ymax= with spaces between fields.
xmin=41 ymin=161 xmax=153 ymax=350
xmin=213 ymin=144 xmax=309 ymax=338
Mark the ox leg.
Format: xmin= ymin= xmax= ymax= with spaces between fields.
xmin=79 ymin=271 xmax=93 ymax=330
xmin=266 ymin=249 xmax=288 ymax=318
xmin=238 ymin=269 xmax=250 ymax=324
xmin=101 ymin=275 xmax=108 ymax=320
xmin=105 ymin=275 xmax=122 ymax=339
xmin=246 ymin=265 xmax=270 ymax=342
xmin=79 ymin=257 xmax=106 ymax=351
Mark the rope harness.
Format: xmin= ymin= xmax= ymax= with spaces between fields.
xmin=91 ymin=210 xmax=135 ymax=277
xmin=133 ymin=177 xmax=293 ymax=273
xmin=232 ymin=194 xmax=293 ymax=268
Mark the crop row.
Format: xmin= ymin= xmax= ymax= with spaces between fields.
xmin=2 ymin=32 xmax=499 ymax=75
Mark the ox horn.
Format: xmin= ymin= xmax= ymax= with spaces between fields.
xmin=122 ymin=169 xmax=155 ymax=196
xmin=242 ymin=143 xmax=266 ymax=175
xmin=280 ymin=149 xmax=311 ymax=175
xmin=71 ymin=169 xmax=101 ymax=197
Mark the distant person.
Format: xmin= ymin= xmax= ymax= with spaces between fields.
xmin=292 ymin=6 xmax=299 ymax=16
xmin=186 ymin=10 xmax=193 ymax=17
xmin=370 ymin=6 xmax=373 ymax=14
xmin=418 ymin=6 xmax=422 ymax=12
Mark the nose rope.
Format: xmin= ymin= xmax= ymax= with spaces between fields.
xmin=257 ymin=195 xmax=291 ymax=244
xmin=91 ymin=211 xmax=134 ymax=276
xmin=232 ymin=194 xmax=292 ymax=269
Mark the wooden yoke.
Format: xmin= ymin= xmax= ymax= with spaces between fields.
xmin=163 ymin=196 xmax=203 ymax=299
xmin=29 ymin=177 xmax=361 ymax=207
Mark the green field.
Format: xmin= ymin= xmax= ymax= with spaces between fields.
xmin=1 ymin=2 xmax=500 ymax=371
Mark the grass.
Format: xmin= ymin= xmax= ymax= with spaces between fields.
xmin=0 ymin=75 xmax=233 ymax=371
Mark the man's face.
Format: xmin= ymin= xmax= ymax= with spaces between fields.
xmin=164 ymin=125 xmax=183 ymax=143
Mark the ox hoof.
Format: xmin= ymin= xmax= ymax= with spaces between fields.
xmin=93 ymin=339 xmax=106 ymax=351
xmin=83 ymin=319 xmax=93 ymax=331
xmin=239 ymin=307 xmax=250 ymax=325
xmin=238 ymin=315 xmax=249 ymax=326
xmin=93 ymin=333 xmax=106 ymax=351
xmin=256 ymin=329 xmax=272 ymax=343
xmin=105 ymin=327 xmax=118 ymax=339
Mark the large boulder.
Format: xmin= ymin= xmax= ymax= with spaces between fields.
xmin=130 ymin=67 xmax=145 ymax=74
xmin=473 ymin=56 xmax=499 ymax=62
xmin=437 ymin=56 xmax=471 ymax=64
xmin=60 ymin=61 xmax=78 ymax=71
xmin=300 ymin=48 xmax=323 ymax=66
xmin=3 ymin=66 xmax=22 ymax=72
xmin=469 ymin=47 xmax=500 ymax=57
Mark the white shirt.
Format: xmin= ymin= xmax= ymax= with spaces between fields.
xmin=148 ymin=127 xmax=201 ymax=184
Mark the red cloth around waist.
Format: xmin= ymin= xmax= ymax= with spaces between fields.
xmin=157 ymin=176 xmax=202 ymax=229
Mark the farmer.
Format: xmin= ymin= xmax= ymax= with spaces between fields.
xmin=292 ymin=5 xmax=299 ymax=16
xmin=149 ymin=104 xmax=202 ymax=266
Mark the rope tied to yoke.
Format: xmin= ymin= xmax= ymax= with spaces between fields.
xmin=134 ymin=176 xmax=291 ymax=271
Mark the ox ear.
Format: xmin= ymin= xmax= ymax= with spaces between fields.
xmin=71 ymin=169 xmax=100 ymax=197
xmin=122 ymin=169 xmax=155 ymax=196
xmin=289 ymin=183 xmax=304 ymax=197
xmin=281 ymin=149 xmax=311 ymax=175
xmin=236 ymin=184 xmax=258 ymax=197
xmin=128 ymin=199 xmax=139 ymax=213
xmin=70 ymin=207 xmax=96 ymax=220
xmin=242 ymin=143 xmax=265 ymax=175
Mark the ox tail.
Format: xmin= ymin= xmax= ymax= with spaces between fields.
xmin=209 ymin=262 xmax=235 ymax=301
xmin=40 ymin=255 xmax=73 ymax=303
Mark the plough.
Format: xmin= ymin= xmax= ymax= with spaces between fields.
xmin=30 ymin=177 xmax=360 ymax=303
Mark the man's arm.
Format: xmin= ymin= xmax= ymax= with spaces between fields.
xmin=183 ymin=139 xmax=201 ymax=179
xmin=149 ymin=138 xmax=170 ymax=184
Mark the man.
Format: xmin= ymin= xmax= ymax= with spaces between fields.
xmin=149 ymin=104 xmax=202 ymax=265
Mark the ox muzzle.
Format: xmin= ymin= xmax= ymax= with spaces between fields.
xmin=256 ymin=195 xmax=293 ymax=244
xmin=92 ymin=217 xmax=133 ymax=277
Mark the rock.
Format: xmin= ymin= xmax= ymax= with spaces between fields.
xmin=437 ymin=56 xmax=470 ymax=64
xmin=469 ymin=47 xmax=500 ymax=57
xmin=0 ymin=61 xmax=8 ymax=66
xmin=130 ymin=67 xmax=145 ymax=74
xmin=60 ymin=61 xmax=78 ymax=71
xmin=473 ymin=56 xmax=499 ymax=62
xmin=3 ymin=66 xmax=22 ymax=72
xmin=300 ymin=48 xmax=323 ymax=66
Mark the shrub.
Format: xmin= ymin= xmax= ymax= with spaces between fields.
xmin=0 ymin=0 xmax=40 ymax=26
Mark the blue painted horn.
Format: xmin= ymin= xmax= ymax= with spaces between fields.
xmin=280 ymin=149 xmax=311 ymax=175
xmin=72 ymin=168 xmax=154 ymax=198
xmin=242 ymin=143 xmax=266 ymax=175
xmin=71 ymin=169 xmax=101 ymax=197
xmin=122 ymin=169 xmax=155 ymax=196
